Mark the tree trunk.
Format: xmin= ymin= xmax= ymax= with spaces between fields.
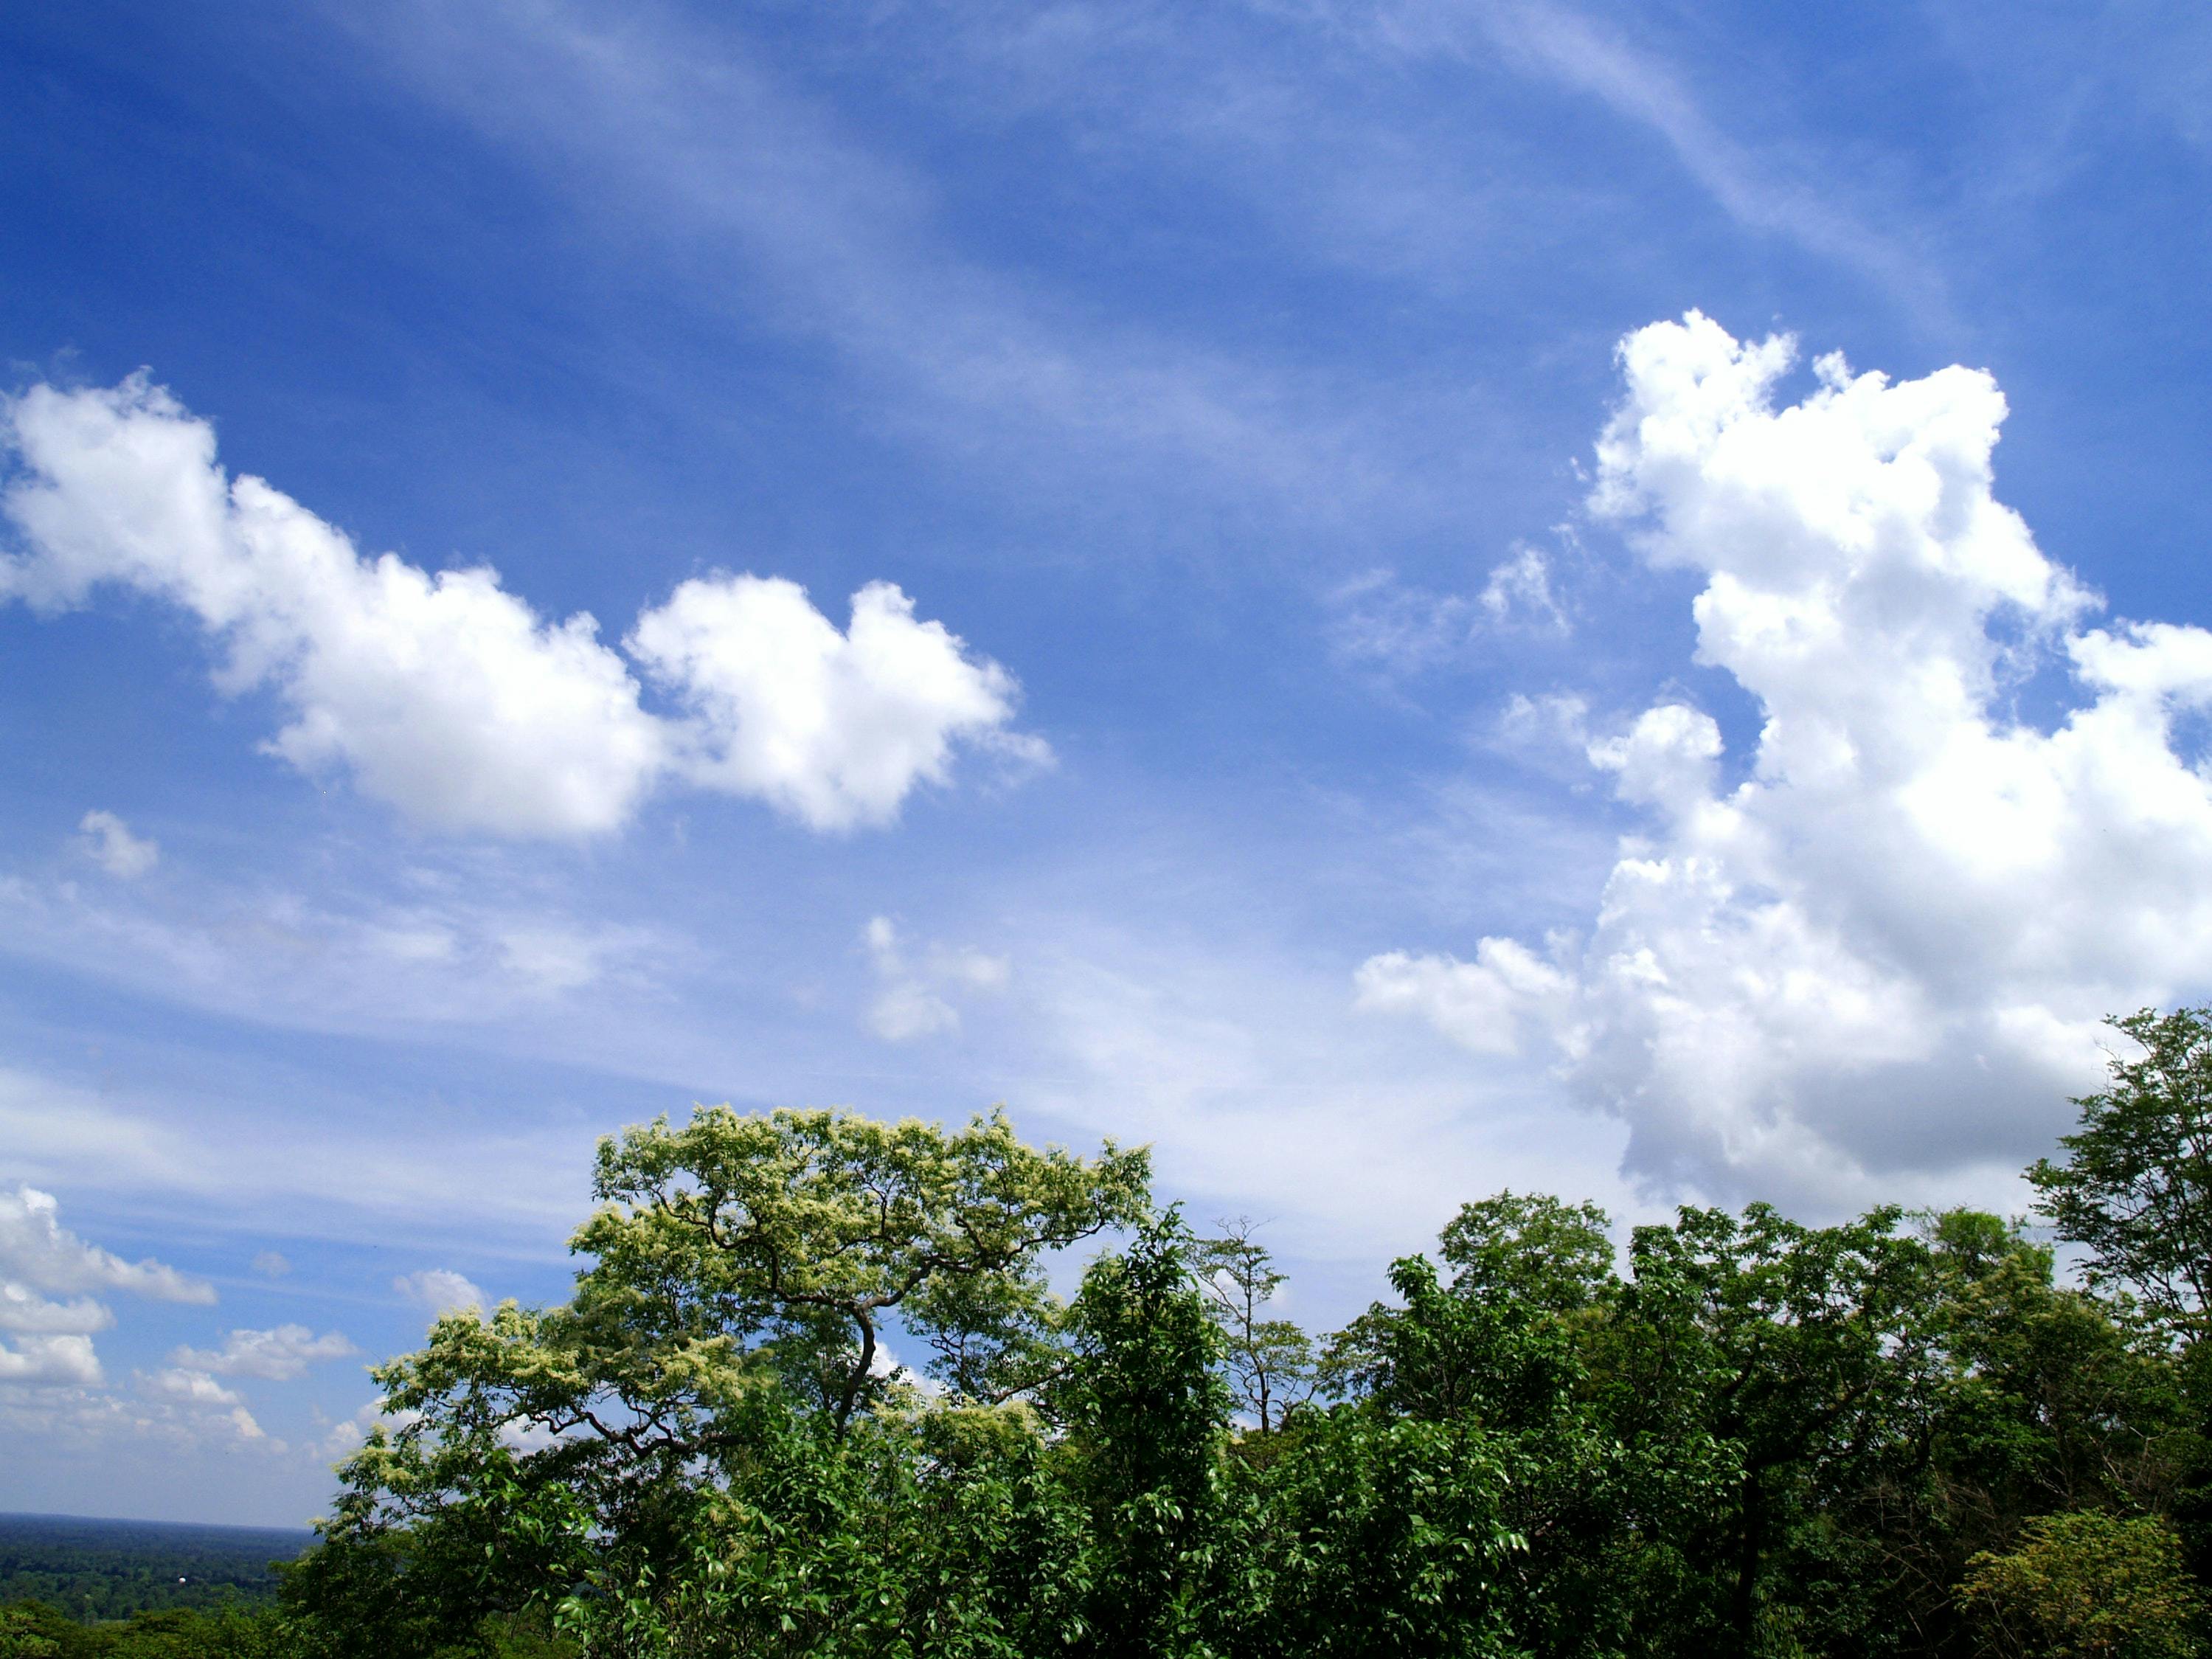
xmin=833 ymin=1311 xmax=877 ymax=1436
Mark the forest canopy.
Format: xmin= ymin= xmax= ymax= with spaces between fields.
xmin=13 ymin=1007 xmax=2212 ymax=1659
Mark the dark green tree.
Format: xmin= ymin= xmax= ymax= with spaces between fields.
xmin=1059 ymin=1210 xmax=1233 ymax=1658
xmin=2031 ymin=1008 xmax=2212 ymax=1346
xmin=1598 ymin=1203 xmax=1946 ymax=1657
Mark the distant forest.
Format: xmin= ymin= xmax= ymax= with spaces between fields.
xmin=8 ymin=1006 xmax=2212 ymax=1658
xmin=0 ymin=1515 xmax=308 ymax=1620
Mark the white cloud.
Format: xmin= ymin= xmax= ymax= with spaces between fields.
xmin=1354 ymin=938 xmax=1575 ymax=1057
xmin=76 ymin=810 xmax=158 ymax=878
xmin=0 ymin=1185 xmax=212 ymax=1303
xmin=0 ymin=1188 xmax=208 ymax=1392
xmin=170 ymin=1325 xmax=358 ymax=1382
xmin=315 ymin=1396 xmax=420 ymax=1460
xmin=0 ymin=1379 xmax=276 ymax=1452
xmin=1328 ymin=546 xmax=1569 ymax=676
xmin=1362 ymin=311 xmax=2212 ymax=1204
xmin=1478 ymin=545 xmax=1567 ymax=632
xmin=2 ymin=377 xmax=665 ymax=837
xmin=136 ymin=1370 xmax=274 ymax=1450
xmin=2 ymin=378 xmax=1036 ymax=838
xmin=145 ymin=1366 xmax=245 ymax=1407
xmin=393 ymin=1268 xmax=485 ymax=1315
xmin=631 ymin=575 xmax=1035 ymax=832
xmin=250 ymin=1252 xmax=291 ymax=1278
xmin=861 ymin=915 xmax=1010 ymax=1041
xmin=0 ymin=1282 xmax=111 ymax=1336
xmin=0 ymin=1334 xmax=103 ymax=1387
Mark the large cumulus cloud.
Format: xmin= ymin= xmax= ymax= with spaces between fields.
xmin=1362 ymin=312 xmax=2212 ymax=1204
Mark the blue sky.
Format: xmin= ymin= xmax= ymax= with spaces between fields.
xmin=2 ymin=0 xmax=2210 ymax=1524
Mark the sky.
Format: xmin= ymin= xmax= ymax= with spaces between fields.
xmin=1 ymin=0 xmax=2209 ymax=1525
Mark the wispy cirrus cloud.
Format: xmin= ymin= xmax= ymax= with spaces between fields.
xmin=1331 ymin=0 xmax=1948 ymax=318
xmin=330 ymin=0 xmax=1484 ymax=538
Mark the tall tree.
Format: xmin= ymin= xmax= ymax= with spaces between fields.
xmin=293 ymin=1105 xmax=1148 ymax=1658
xmin=2031 ymin=1008 xmax=2212 ymax=1345
xmin=1060 ymin=1211 xmax=1234 ymax=1658
xmin=1602 ymin=1204 xmax=1946 ymax=1657
xmin=584 ymin=1104 xmax=1151 ymax=1430
xmin=1193 ymin=1219 xmax=1316 ymax=1435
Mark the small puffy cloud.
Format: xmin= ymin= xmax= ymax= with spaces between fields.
xmin=144 ymin=1366 xmax=244 ymax=1407
xmin=1362 ymin=311 xmax=2212 ymax=1205
xmin=250 ymin=1251 xmax=291 ymax=1278
xmin=137 ymin=1370 xmax=272 ymax=1450
xmin=169 ymin=1324 xmax=358 ymax=1381
xmin=630 ymin=575 xmax=1034 ymax=831
xmin=0 ymin=1334 xmax=103 ymax=1387
xmin=2 ymin=377 xmax=665 ymax=837
xmin=1 ymin=378 xmax=1039 ymax=838
xmin=861 ymin=915 xmax=1010 ymax=1042
xmin=76 ymin=810 xmax=158 ymax=878
xmin=0 ymin=1283 xmax=111 ymax=1336
xmin=0 ymin=1186 xmax=212 ymax=1303
xmin=393 ymin=1268 xmax=485 ymax=1315
xmin=1354 ymin=938 xmax=1575 ymax=1057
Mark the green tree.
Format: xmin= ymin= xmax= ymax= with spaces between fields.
xmin=582 ymin=1104 xmax=1151 ymax=1430
xmin=1600 ymin=1203 xmax=1946 ymax=1657
xmin=1193 ymin=1219 xmax=1316 ymax=1435
xmin=0 ymin=1606 xmax=60 ymax=1659
xmin=1059 ymin=1210 xmax=1234 ymax=1658
xmin=1960 ymin=1509 xmax=2205 ymax=1658
xmin=1439 ymin=1191 xmax=1616 ymax=1317
xmin=291 ymin=1104 xmax=1148 ymax=1658
xmin=2031 ymin=1008 xmax=2212 ymax=1345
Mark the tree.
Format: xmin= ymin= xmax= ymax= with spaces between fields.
xmin=293 ymin=1104 xmax=1149 ymax=1658
xmin=2031 ymin=1008 xmax=2212 ymax=1345
xmin=1193 ymin=1219 xmax=1317 ymax=1435
xmin=0 ymin=1607 xmax=59 ymax=1659
xmin=583 ymin=1104 xmax=1151 ymax=1430
xmin=1960 ymin=1510 xmax=2206 ymax=1658
xmin=1601 ymin=1203 xmax=1946 ymax=1657
xmin=1289 ymin=1196 xmax=1646 ymax=1657
xmin=1059 ymin=1211 xmax=1235 ymax=1658
xmin=1438 ymin=1191 xmax=1616 ymax=1317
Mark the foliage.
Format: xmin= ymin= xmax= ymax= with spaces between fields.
xmin=1058 ymin=1211 xmax=1232 ymax=1657
xmin=581 ymin=1105 xmax=1151 ymax=1429
xmin=1193 ymin=1219 xmax=1316 ymax=1435
xmin=0 ymin=1605 xmax=61 ymax=1659
xmin=229 ymin=1019 xmax=2212 ymax=1655
xmin=1960 ymin=1510 xmax=2205 ymax=1658
xmin=0 ymin=1518 xmax=307 ymax=1622
xmin=2031 ymin=1007 xmax=2212 ymax=1343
